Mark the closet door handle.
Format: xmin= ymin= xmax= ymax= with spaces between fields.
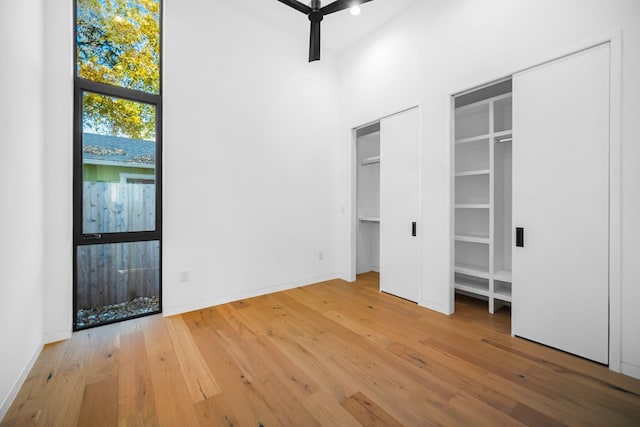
xmin=412 ymin=222 xmax=417 ymax=237
xmin=516 ymin=227 xmax=524 ymax=247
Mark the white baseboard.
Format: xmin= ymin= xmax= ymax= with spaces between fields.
xmin=420 ymin=298 xmax=453 ymax=315
xmin=44 ymin=328 xmax=72 ymax=344
xmin=621 ymin=362 xmax=640 ymax=380
xmin=0 ymin=343 xmax=43 ymax=422
xmin=163 ymin=273 xmax=340 ymax=316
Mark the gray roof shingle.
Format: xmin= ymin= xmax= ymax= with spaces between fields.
xmin=83 ymin=133 xmax=156 ymax=165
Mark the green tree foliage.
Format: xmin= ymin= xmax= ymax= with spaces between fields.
xmin=82 ymin=92 xmax=156 ymax=141
xmin=77 ymin=0 xmax=159 ymax=140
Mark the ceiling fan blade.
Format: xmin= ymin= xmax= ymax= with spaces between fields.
xmin=309 ymin=20 xmax=321 ymax=62
xmin=276 ymin=0 xmax=312 ymax=14
xmin=321 ymin=0 xmax=373 ymax=16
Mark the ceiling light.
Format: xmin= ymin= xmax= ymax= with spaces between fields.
xmin=350 ymin=5 xmax=361 ymax=16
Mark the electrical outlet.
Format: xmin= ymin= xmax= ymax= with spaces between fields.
xmin=318 ymin=251 xmax=324 ymax=261
xmin=180 ymin=270 xmax=189 ymax=283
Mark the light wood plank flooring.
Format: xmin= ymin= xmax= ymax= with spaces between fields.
xmin=2 ymin=272 xmax=640 ymax=426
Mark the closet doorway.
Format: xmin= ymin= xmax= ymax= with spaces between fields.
xmin=451 ymin=42 xmax=616 ymax=365
xmin=352 ymin=107 xmax=421 ymax=303
xmin=452 ymin=79 xmax=513 ymax=314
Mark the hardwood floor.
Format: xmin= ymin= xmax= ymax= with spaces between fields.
xmin=3 ymin=272 xmax=640 ymax=426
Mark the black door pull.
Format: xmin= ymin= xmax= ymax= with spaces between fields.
xmin=412 ymin=222 xmax=417 ymax=237
xmin=516 ymin=227 xmax=524 ymax=247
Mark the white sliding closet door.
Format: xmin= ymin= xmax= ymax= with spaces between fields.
xmin=380 ymin=108 xmax=421 ymax=302
xmin=512 ymin=44 xmax=610 ymax=364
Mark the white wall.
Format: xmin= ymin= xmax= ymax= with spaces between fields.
xmin=43 ymin=0 xmax=74 ymax=344
xmin=162 ymin=0 xmax=342 ymax=314
xmin=337 ymin=0 xmax=640 ymax=377
xmin=0 ymin=0 xmax=46 ymax=417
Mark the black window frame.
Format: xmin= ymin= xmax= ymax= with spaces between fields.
xmin=72 ymin=0 xmax=163 ymax=331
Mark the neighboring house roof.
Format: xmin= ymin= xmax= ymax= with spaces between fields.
xmin=83 ymin=133 xmax=156 ymax=166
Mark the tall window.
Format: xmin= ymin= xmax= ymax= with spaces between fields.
xmin=73 ymin=0 xmax=162 ymax=330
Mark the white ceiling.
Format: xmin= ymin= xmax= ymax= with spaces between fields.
xmin=220 ymin=0 xmax=421 ymax=56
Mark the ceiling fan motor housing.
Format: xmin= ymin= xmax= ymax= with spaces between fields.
xmin=309 ymin=10 xmax=323 ymax=23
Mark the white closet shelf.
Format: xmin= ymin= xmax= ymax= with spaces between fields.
xmin=454 ymin=204 xmax=490 ymax=209
xmin=454 ymin=273 xmax=489 ymax=296
xmin=493 ymin=290 xmax=512 ymax=302
xmin=359 ymin=216 xmax=380 ymax=222
xmin=454 ymin=263 xmax=490 ymax=279
xmin=493 ymin=279 xmax=512 ymax=301
xmin=455 ymin=234 xmax=490 ymax=244
xmin=493 ymin=269 xmax=512 ymax=282
xmin=455 ymin=169 xmax=490 ymax=177
xmin=360 ymin=156 xmax=380 ymax=166
xmin=494 ymin=130 xmax=512 ymax=140
xmin=455 ymin=281 xmax=490 ymax=297
xmin=455 ymin=134 xmax=490 ymax=145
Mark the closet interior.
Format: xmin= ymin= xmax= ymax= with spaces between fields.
xmin=356 ymin=123 xmax=381 ymax=274
xmin=453 ymin=80 xmax=513 ymax=313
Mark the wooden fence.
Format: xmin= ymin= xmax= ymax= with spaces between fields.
xmin=77 ymin=182 xmax=159 ymax=309
xmin=83 ymin=181 xmax=156 ymax=233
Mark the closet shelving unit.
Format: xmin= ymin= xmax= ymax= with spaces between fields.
xmin=358 ymin=142 xmax=380 ymax=224
xmin=454 ymin=93 xmax=512 ymax=313
xmin=356 ymin=130 xmax=381 ymax=274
